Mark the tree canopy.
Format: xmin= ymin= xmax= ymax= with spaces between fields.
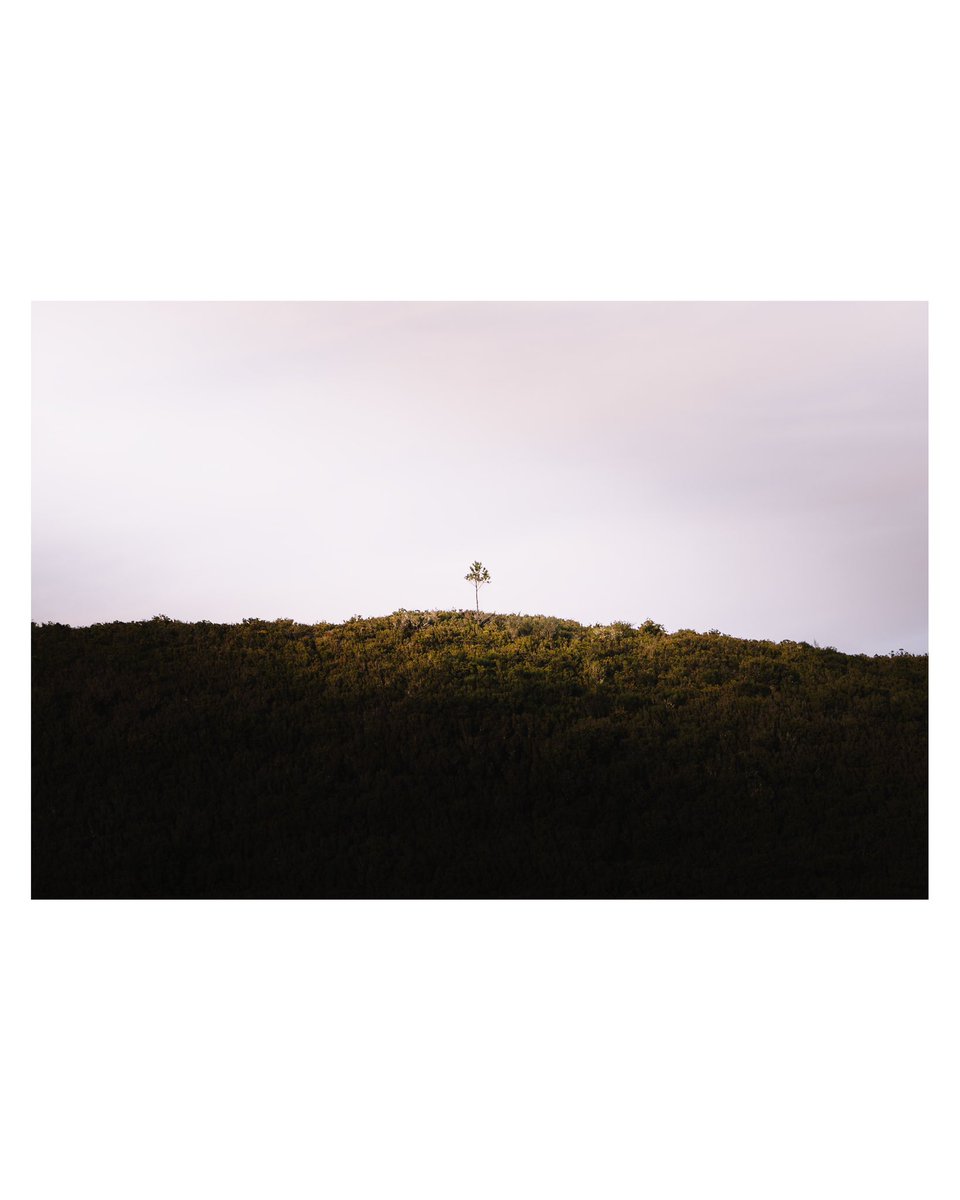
xmin=32 ymin=613 xmax=927 ymax=898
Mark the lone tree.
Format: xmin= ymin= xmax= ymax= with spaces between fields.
xmin=465 ymin=561 xmax=491 ymax=616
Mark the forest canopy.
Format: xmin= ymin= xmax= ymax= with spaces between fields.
xmin=32 ymin=612 xmax=927 ymax=899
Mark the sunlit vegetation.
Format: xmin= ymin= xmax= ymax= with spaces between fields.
xmin=32 ymin=612 xmax=927 ymax=898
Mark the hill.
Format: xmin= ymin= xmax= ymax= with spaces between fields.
xmin=31 ymin=612 xmax=928 ymax=898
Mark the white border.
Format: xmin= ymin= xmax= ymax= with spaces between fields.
xmin=6 ymin=3 xmax=956 ymax=1199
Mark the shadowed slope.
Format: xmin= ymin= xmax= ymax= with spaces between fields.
xmin=32 ymin=612 xmax=927 ymax=898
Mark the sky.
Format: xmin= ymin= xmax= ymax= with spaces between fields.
xmin=31 ymin=301 xmax=927 ymax=654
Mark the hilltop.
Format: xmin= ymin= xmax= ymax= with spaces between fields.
xmin=32 ymin=612 xmax=927 ymax=898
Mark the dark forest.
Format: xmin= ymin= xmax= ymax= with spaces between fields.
xmin=32 ymin=612 xmax=928 ymax=899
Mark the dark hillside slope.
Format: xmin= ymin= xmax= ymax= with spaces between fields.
xmin=32 ymin=613 xmax=927 ymax=898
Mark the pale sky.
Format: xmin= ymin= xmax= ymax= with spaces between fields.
xmin=32 ymin=302 xmax=927 ymax=654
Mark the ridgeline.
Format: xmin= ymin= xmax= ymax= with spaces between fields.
xmin=32 ymin=612 xmax=927 ymax=898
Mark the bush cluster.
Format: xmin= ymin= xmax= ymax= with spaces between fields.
xmin=32 ymin=613 xmax=927 ymax=898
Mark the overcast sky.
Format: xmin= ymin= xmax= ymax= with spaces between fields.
xmin=32 ymin=302 xmax=927 ymax=653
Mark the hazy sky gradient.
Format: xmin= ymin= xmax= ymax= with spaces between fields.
xmin=32 ymin=302 xmax=927 ymax=654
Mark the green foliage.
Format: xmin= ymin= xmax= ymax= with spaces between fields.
xmin=32 ymin=613 xmax=927 ymax=898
